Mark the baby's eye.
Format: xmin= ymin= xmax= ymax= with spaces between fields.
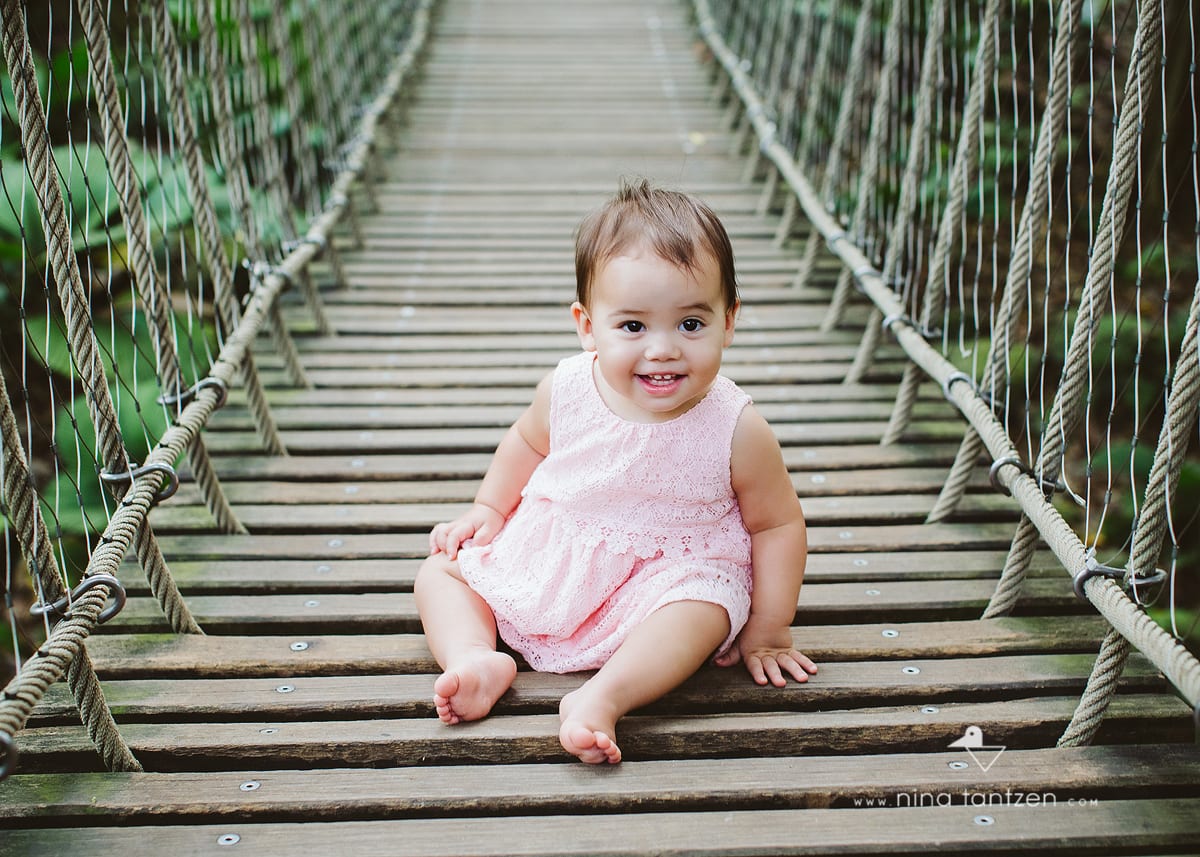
xmin=680 ymin=318 xmax=705 ymax=333
xmin=620 ymin=320 xmax=645 ymax=333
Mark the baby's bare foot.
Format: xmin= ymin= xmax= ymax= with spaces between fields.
xmin=558 ymin=689 xmax=622 ymax=764
xmin=433 ymin=651 xmax=517 ymax=724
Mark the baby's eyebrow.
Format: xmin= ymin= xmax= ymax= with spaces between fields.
xmin=678 ymin=302 xmax=716 ymax=314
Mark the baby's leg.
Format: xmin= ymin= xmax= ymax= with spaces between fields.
xmin=559 ymin=599 xmax=730 ymax=764
xmin=414 ymin=553 xmax=517 ymax=724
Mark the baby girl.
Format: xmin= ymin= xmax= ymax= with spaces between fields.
xmin=415 ymin=178 xmax=815 ymax=764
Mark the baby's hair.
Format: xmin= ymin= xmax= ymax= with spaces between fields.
xmin=574 ymin=177 xmax=739 ymax=310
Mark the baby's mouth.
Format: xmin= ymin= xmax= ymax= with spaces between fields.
xmin=638 ymin=373 xmax=685 ymax=392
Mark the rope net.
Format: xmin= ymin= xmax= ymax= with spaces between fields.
xmin=698 ymin=0 xmax=1200 ymax=733
xmin=0 ymin=0 xmax=431 ymax=777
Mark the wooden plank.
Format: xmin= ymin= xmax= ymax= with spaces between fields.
xmin=257 ymin=344 xmax=912 ymax=370
xmin=182 ymin=444 xmax=968 ymax=481
xmin=146 ymin=524 xmax=1022 ymax=560
xmin=6 ymin=798 xmax=1200 ymax=856
xmin=11 ymin=696 xmax=1192 ymax=773
xmin=193 ymin=420 xmax=966 ymax=454
xmin=7 ymin=798 xmax=1199 ymax=856
xmin=28 ymin=653 xmax=1167 ymax=724
xmin=99 ymin=578 xmax=1081 ymax=635
xmin=81 ymin=616 xmax=1113 ymax=679
xmin=235 ymin=383 xmax=948 ymax=407
xmin=147 ymin=494 xmax=1018 ymax=533
xmin=249 ymin=362 xmax=911 ymax=390
xmin=117 ymin=549 xmax=1061 ymax=595
xmin=4 ymin=745 xmax=1197 ymax=824
xmin=205 ymin=400 xmax=956 ymax=430
xmin=169 ymin=467 xmax=990 ymax=507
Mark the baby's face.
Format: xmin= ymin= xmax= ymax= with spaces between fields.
xmin=572 ymin=246 xmax=737 ymax=422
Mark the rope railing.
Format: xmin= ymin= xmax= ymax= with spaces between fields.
xmin=0 ymin=0 xmax=434 ymax=780
xmin=694 ymin=0 xmax=1200 ymax=740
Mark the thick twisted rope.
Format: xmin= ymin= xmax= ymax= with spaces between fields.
xmin=984 ymin=0 xmax=1164 ymax=619
xmin=150 ymin=0 xmax=287 ymax=455
xmin=820 ymin=0 xmax=905 ymax=332
xmin=75 ymin=0 xmax=244 ymax=536
xmin=1057 ymin=627 xmax=1133 ymax=746
xmin=693 ymin=0 xmax=1200 ymax=714
xmin=1126 ymin=280 xmax=1200 ymax=581
xmin=791 ymin=0 xmax=875 ymax=285
xmin=0 ymin=372 xmax=140 ymax=774
xmin=236 ymin=0 xmax=333 ymax=338
xmin=1 ymin=0 xmax=125 ymax=474
xmin=194 ymin=1 xmax=310 ymax=390
xmin=844 ymin=0 xmax=949 ymax=384
xmin=926 ymin=0 xmax=1086 ymax=523
xmin=1057 ymin=247 xmax=1200 ymax=745
xmin=796 ymin=0 xmax=844 ymax=171
xmin=1 ymin=0 xmax=200 ymax=637
xmin=881 ymin=0 xmax=1004 ymax=444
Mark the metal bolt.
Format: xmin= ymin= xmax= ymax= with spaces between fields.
xmin=290 ymin=642 xmax=309 ymax=652
xmin=974 ymin=815 xmax=995 ymax=827
xmin=350 ymin=459 xmax=366 ymax=468
xmin=315 ymin=564 xmax=332 ymax=573
xmin=240 ymin=781 xmax=260 ymax=792
xmin=881 ymin=629 xmax=899 ymax=638
xmin=810 ymin=474 xmax=826 ymax=484
xmin=259 ymin=728 xmax=278 ymax=735
xmin=344 ymin=485 xmax=359 ymax=495
xmin=853 ymin=558 xmax=869 ymax=567
xmin=327 ymin=538 xmax=344 ymax=548
xmin=865 ymin=588 xmax=881 ymax=596
xmin=839 ymin=531 xmax=853 ymax=539
xmin=902 ymin=666 xmax=921 ymax=675
xmin=276 ymin=685 xmax=295 ymax=694
xmin=921 ymin=705 xmax=939 ymax=714
xmin=948 ymin=760 xmax=968 ymax=770
xmin=217 ymin=834 xmax=241 ymax=845
xmin=305 ymin=600 xmax=320 ymax=608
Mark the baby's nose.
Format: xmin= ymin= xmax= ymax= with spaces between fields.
xmin=644 ymin=333 xmax=680 ymax=359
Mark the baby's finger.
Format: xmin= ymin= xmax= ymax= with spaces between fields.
xmin=429 ymin=523 xmax=448 ymax=555
xmin=745 ymin=654 xmax=768 ymax=686
xmin=444 ymin=527 xmax=465 ymax=560
xmin=789 ymin=650 xmax=819 ymax=676
xmin=761 ymin=656 xmax=787 ymax=688
xmin=778 ymin=653 xmax=813 ymax=684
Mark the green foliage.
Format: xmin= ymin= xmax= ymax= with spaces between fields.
xmin=23 ymin=299 xmax=216 ymax=538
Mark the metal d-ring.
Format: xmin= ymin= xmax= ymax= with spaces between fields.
xmin=29 ymin=572 xmax=127 ymax=625
xmin=99 ymin=461 xmax=179 ymax=504
xmin=1071 ymin=548 xmax=1126 ymax=601
xmin=940 ymin=371 xmax=975 ymax=402
xmin=0 ymin=731 xmax=15 ymax=783
xmin=157 ymin=377 xmax=229 ymax=412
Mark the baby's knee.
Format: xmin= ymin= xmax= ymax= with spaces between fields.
xmin=414 ymin=552 xmax=462 ymax=595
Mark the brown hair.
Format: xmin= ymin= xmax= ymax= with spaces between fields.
xmin=574 ymin=178 xmax=739 ymax=310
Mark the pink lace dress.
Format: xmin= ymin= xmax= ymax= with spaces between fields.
xmin=457 ymin=351 xmax=754 ymax=673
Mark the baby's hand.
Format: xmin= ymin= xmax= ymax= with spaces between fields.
xmin=715 ymin=617 xmax=818 ymax=687
xmin=429 ymin=503 xmax=505 ymax=559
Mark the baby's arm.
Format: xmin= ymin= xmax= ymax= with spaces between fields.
xmin=718 ymin=405 xmax=818 ymax=686
xmin=429 ymin=374 xmax=552 ymax=558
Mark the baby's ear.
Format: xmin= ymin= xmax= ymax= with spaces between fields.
xmin=572 ymin=301 xmax=597 ymax=351
xmin=723 ymin=300 xmax=739 ymax=347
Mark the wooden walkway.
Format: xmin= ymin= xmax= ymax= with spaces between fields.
xmin=4 ymin=1 xmax=1199 ymax=853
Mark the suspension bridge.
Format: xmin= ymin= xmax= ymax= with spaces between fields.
xmin=1 ymin=0 xmax=1199 ymax=853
